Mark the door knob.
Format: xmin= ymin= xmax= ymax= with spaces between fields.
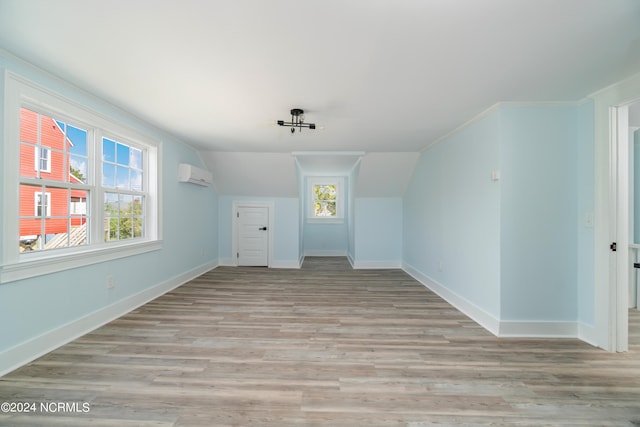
xmin=259 ymin=227 xmax=267 ymax=231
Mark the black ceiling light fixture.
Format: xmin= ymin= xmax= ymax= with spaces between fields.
xmin=277 ymin=108 xmax=316 ymax=134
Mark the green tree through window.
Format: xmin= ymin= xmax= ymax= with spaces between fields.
xmin=313 ymin=184 xmax=337 ymax=217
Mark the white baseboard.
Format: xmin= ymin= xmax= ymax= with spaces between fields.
xmin=0 ymin=260 xmax=218 ymax=377
xmin=304 ymin=250 xmax=348 ymax=257
xmin=402 ymin=262 xmax=584 ymax=340
xmin=578 ymin=321 xmax=598 ymax=347
xmin=219 ymin=257 xmax=301 ymax=269
xmin=347 ymin=253 xmax=355 ymax=268
xmin=498 ymin=320 xmax=577 ymax=338
xmin=351 ymin=260 xmax=402 ymax=269
xmin=218 ymin=257 xmax=236 ymax=267
xmin=402 ymin=262 xmax=500 ymax=336
xmin=271 ymin=260 xmax=302 ymax=269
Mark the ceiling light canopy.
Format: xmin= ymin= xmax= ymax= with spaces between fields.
xmin=277 ymin=108 xmax=316 ymax=134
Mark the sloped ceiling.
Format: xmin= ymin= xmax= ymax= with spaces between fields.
xmin=199 ymin=152 xmax=298 ymax=196
xmin=1 ymin=0 xmax=640 ymax=154
xmin=356 ymin=153 xmax=420 ymax=197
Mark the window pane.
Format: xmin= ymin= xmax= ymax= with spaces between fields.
xmin=103 ymin=138 xmax=115 ymax=162
xmin=19 ymin=218 xmax=39 ymax=252
xmin=69 ymin=154 xmax=87 ymax=183
xmin=314 ymin=201 xmax=336 ymax=217
xmin=19 ymin=185 xmax=89 ymax=251
xmin=102 ymin=163 xmax=116 ymax=188
xmin=107 ymin=218 xmax=118 ymax=241
xmin=133 ymin=217 xmax=143 ymax=238
xmin=104 ymin=192 xmax=118 ymax=241
xmin=118 ymin=194 xmax=132 ymax=240
xmin=41 ymin=115 xmax=65 ymax=150
xmin=116 ymin=166 xmax=130 ymax=189
xmin=20 ymin=143 xmax=37 ymax=178
xmin=67 ymin=124 xmax=87 ymax=156
xmin=20 ymin=110 xmax=84 ymax=183
xmin=130 ymin=170 xmax=143 ymax=191
xmin=132 ymin=195 xmax=144 ymax=215
xmin=20 ymin=108 xmax=38 ymax=143
xmin=130 ymin=147 xmax=142 ymax=170
xmin=314 ymin=184 xmax=336 ymax=201
xmin=71 ymin=189 xmax=88 ymax=216
xmin=116 ymin=142 xmax=130 ymax=166
xmin=102 ymin=192 xmax=144 ymax=242
xmin=104 ymin=192 xmax=118 ymax=216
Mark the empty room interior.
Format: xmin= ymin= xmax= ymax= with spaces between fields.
xmin=1 ymin=1 xmax=640 ymax=425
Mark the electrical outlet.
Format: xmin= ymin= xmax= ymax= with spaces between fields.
xmin=437 ymin=260 xmax=443 ymax=272
xmin=106 ymin=275 xmax=114 ymax=289
xmin=585 ymin=212 xmax=594 ymax=228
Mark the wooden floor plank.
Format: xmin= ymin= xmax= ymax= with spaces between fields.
xmin=1 ymin=257 xmax=639 ymax=426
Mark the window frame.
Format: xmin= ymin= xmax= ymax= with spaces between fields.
xmin=307 ymin=176 xmax=345 ymax=223
xmin=1 ymin=72 xmax=163 ymax=284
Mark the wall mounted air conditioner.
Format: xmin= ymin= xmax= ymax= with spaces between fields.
xmin=178 ymin=163 xmax=213 ymax=187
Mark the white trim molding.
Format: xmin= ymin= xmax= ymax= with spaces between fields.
xmin=304 ymin=249 xmax=347 ymax=257
xmin=402 ymin=262 xmax=500 ymax=336
xmin=0 ymin=260 xmax=218 ymax=377
xmin=402 ymin=262 xmax=587 ymax=340
xmin=351 ymin=259 xmax=402 ymax=269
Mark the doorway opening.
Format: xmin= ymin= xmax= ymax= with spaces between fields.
xmin=613 ymin=98 xmax=640 ymax=352
xmin=626 ymin=101 xmax=640 ymax=349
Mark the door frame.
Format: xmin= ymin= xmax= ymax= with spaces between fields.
xmin=592 ymin=73 xmax=640 ymax=352
xmin=612 ymin=105 xmax=629 ymax=352
xmin=232 ymin=201 xmax=274 ymax=267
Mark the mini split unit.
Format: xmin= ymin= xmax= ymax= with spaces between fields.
xmin=178 ymin=163 xmax=213 ymax=186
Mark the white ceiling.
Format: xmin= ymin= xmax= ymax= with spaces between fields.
xmin=1 ymin=0 xmax=640 ymax=154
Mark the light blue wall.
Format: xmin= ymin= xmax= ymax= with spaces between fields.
xmin=304 ymin=222 xmax=349 ymax=255
xmin=354 ymin=198 xmax=402 ymax=263
xmin=0 ymin=54 xmax=218 ymax=358
xmin=577 ymin=101 xmax=596 ymax=326
xmin=403 ymin=103 xmax=592 ymax=325
xmin=403 ymin=111 xmax=502 ymax=318
xmin=500 ymin=105 xmax=579 ymax=321
xmin=217 ymin=195 xmax=300 ymax=265
xmin=303 ymin=177 xmax=349 ymax=255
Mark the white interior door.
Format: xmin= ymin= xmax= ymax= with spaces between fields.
xmin=237 ymin=206 xmax=269 ymax=266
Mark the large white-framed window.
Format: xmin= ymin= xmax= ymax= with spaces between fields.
xmin=307 ymin=177 xmax=344 ymax=223
xmin=1 ymin=73 xmax=162 ymax=283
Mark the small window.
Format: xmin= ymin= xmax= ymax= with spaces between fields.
xmin=307 ymin=177 xmax=344 ymax=222
xmin=35 ymin=147 xmax=51 ymax=173
xmin=313 ymin=184 xmax=337 ymax=217
xmin=34 ymin=191 xmax=51 ymax=217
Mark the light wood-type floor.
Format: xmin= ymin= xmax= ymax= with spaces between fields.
xmin=1 ymin=257 xmax=639 ymax=426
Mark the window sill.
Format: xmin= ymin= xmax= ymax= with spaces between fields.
xmin=0 ymin=240 xmax=163 ymax=284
